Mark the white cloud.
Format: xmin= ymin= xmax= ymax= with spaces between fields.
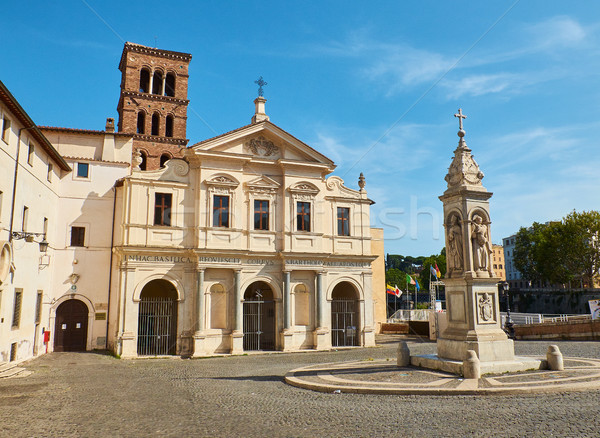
xmin=525 ymin=16 xmax=587 ymax=51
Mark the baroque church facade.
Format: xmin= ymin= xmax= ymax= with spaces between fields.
xmin=0 ymin=42 xmax=385 ymax=363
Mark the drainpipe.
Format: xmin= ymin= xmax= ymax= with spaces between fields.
xmin=105 ymin=185 xmax=117 ymax=348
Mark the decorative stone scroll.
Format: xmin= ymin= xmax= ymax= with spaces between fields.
xmin=245 ymin=136 xmax=279 ymax=157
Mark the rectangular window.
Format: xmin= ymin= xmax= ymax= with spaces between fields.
xmin=12 ymin=289 xmax=22 ymax=328
xmin=254 ymin=200 xmax=269 ymax=230
xmin=22 ymin=206 xmax=28 ymax=232
xmin=70 ymin=226 xmax=85 ymax=247
xmin=297 ymin=202 xmax=311 ymax=232
xmin=47 ymin=163 xmax=53 ymax=182
xmin=35 ymin=291 xmax=43 ymax=324
xmin=154 ymin=193 xmax=172 ymax=226
xmin=76 ymin=162 xmax=89 ymax=178
xmin=337 ymin=207 xmax=350 ymax=236
xmin=1 ymin=116 xmax=10 ymax=143
xmin=213 ymin=195 xmax=230 ymax=228
xmin=27 ymin=142 xmax=34 ymax=166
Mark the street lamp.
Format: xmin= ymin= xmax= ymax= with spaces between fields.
xmin=498 ymin=281 xmax=514 ymax=339
xmin=11 ymin=231 xmax=48 ymax=253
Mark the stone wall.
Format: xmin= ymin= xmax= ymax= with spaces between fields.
xmin=515 ymin=319 xmax=600 ymax=341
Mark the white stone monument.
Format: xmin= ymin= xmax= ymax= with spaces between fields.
xmin=412 ymin=110 xmax=542 ymax=375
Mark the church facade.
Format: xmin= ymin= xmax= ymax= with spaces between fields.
xmin=110 ymin=97 xmax=380 ymax=357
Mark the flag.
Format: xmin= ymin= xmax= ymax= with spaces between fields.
xmin=415 ymin=278 xmax=420 ymax=292
xmin=394 ymin=285 xmax=402 ymax=297
xmin=430 ymin=265 xmax=438 ymax=279
xmin=386 ymin=284 xmax=397 ymax=296
xmin=435 ymin=263 xmax=441 ymax=278
xmin=406 ymin=274 xmax=415 ymax=285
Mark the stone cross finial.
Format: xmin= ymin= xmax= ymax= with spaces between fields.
xmin=254 ymin=76 xmax=267 ymax=97
xmin=454 ymin=108 xmax=467 ymax=131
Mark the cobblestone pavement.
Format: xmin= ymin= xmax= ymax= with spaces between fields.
xmin=1 ymin=339 xmax=599 ymax=437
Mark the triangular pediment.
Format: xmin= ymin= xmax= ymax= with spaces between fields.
xmin=245 ymin=175 xmax=280 ymax=189
xmin=186 ymin=121 xmax=335 ymax=169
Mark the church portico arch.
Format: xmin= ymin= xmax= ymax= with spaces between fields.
xmin=242 ymin=281 xmax=276 ymax=351
xmin=137 ymin=279 xmax=178 ymax=356
xmin=330 ymin=281 xmax=361 ymax=347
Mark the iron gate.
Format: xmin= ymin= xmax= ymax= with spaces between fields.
xmin=331 ymin=299 xmax=358 ymax=347
xmin=137 ymin=297 xmax=176 ymax=355
xmin=243 ymin=299 xmax=275 ymax=351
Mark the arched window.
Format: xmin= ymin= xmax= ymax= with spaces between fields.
xmin=151 ymin=113 xmax=160 ymax=136
xmin=165 ymin=115 xmax=174 ymax=138
xmin=160 ymin=153 xmax=171 ymax=168
xmin=152 ymin=71 xmax=163 ymax=95
xmin=137 ymin=112 xmax=145 ymax=134
xmin=165 ymin=73 xmax=176 ymax=97
xmin=139 ymin=68 xmax=150 ymax=93
xmin=139 ymin=151 xmax=147 ymax=171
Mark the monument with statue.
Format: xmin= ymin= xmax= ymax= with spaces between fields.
xmin=411 ymin=109 xmax=542 ymax=375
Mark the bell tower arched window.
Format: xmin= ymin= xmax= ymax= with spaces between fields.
xmin=152 ymin=71 xmax=163 ymax=95
xmin=165 ymin=115 xmax=174 ymax=138
xmin=139 ymin=151 xmax=147 ymax=171
xmin=165 ymin=73 xmax=176 ymax=97
xmin=139 ymin=68 xmax=150 ymax=93
xmin=151 ymin=113 xmax=160 ymax=136
xmin=137 ymin=112 xmax=145 ymax=134
xmin=160 ymin=153 xmax=171 ymax=168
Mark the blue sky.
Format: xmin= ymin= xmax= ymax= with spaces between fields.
xmin=3 ymin=1 xmax=600 ymax=257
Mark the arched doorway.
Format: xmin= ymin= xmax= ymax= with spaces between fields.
xmin=137 ymin=279 xmax=178 ymax=356
xmin=54 ymin=299 xmax=88 ymax=352
xmin=331 ymin=282 xmax=360 ymax=347
xmin=243 ymin=281 xmax=275 ymax=351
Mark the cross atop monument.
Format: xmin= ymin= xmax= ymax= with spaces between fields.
xmin=255 ymin=76 xmax=267 ymax=97
xmin=454 ymin=108 xmax=467 ymax=131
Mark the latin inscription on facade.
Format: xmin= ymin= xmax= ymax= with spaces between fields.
xmin=127 ymin=255 xmax=193 ymax=263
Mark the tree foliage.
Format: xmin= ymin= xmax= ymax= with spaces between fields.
xmin=513 ymin=210 xmax=600 ymax=288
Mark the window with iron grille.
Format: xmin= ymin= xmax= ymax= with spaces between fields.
xmin=337 ymin=207 xmax=350 ymax=236
xmin=12 ymin=289 xmax=22 ymax=328
xmin=70 ymin=226 xmax=85 ymax=247
xmin=35 ymin=291 xmax=43 ymax=324
xmin=154 ymin=193 xmax=172 ymax=226
xmin=297 ymin=202 xmax=310 ymax=232
xmin=254 ymin=200 xmax=269 ymax=230
xmin=213 ymin=195 xmax=230 ymax=228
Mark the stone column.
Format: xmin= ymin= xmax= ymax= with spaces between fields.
xmin=192 ymin=267 xmax=206 ymax=357
xmin=281 ymin=270 xmax=294 ymax=351
xmin=231 ymin=269 xmax=244 ymax=354
xmin=117 ymin=264 xmax=136 ymax=358
xmin=316 ymin=271 xmax=323 ymax=327
xmin=313 ymin=271 xmax=329 ymax=350
xmin=283 ymin=271 xmax=291 ymax=329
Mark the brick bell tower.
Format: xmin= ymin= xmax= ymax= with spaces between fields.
xmin=117 ymin=42 xmax=192 ymax=170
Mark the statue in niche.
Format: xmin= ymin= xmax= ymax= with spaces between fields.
xmin=471 ymin=214 xmax=491 ymax=273
xmin=478 ymin=292 xmax=493 ymax=322
xmin=446 ymin=214 xmax=464 ymax=276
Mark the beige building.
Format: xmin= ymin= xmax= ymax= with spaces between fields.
xmin=0 ymin=80 xmax=71 ymax=362
xmin=491 ymin=244 xmax=505 ymax=281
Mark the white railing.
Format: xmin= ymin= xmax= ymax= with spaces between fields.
xmin=500 ymin=312 xmax=591 ymax=326
xmin=388 ymin=309 xmax=430 ymax=322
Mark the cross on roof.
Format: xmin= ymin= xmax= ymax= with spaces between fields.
xmin=454 ymin=108 xmax=467 ymax=131
xmin=255 ymin=76 xmax=267 ymax=97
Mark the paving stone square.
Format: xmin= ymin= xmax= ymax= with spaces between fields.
xmin=1 ymin=339 xmax=599 ymax=437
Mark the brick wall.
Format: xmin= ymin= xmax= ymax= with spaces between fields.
xmin=515 ymin=319 xmax=600 ymax=340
